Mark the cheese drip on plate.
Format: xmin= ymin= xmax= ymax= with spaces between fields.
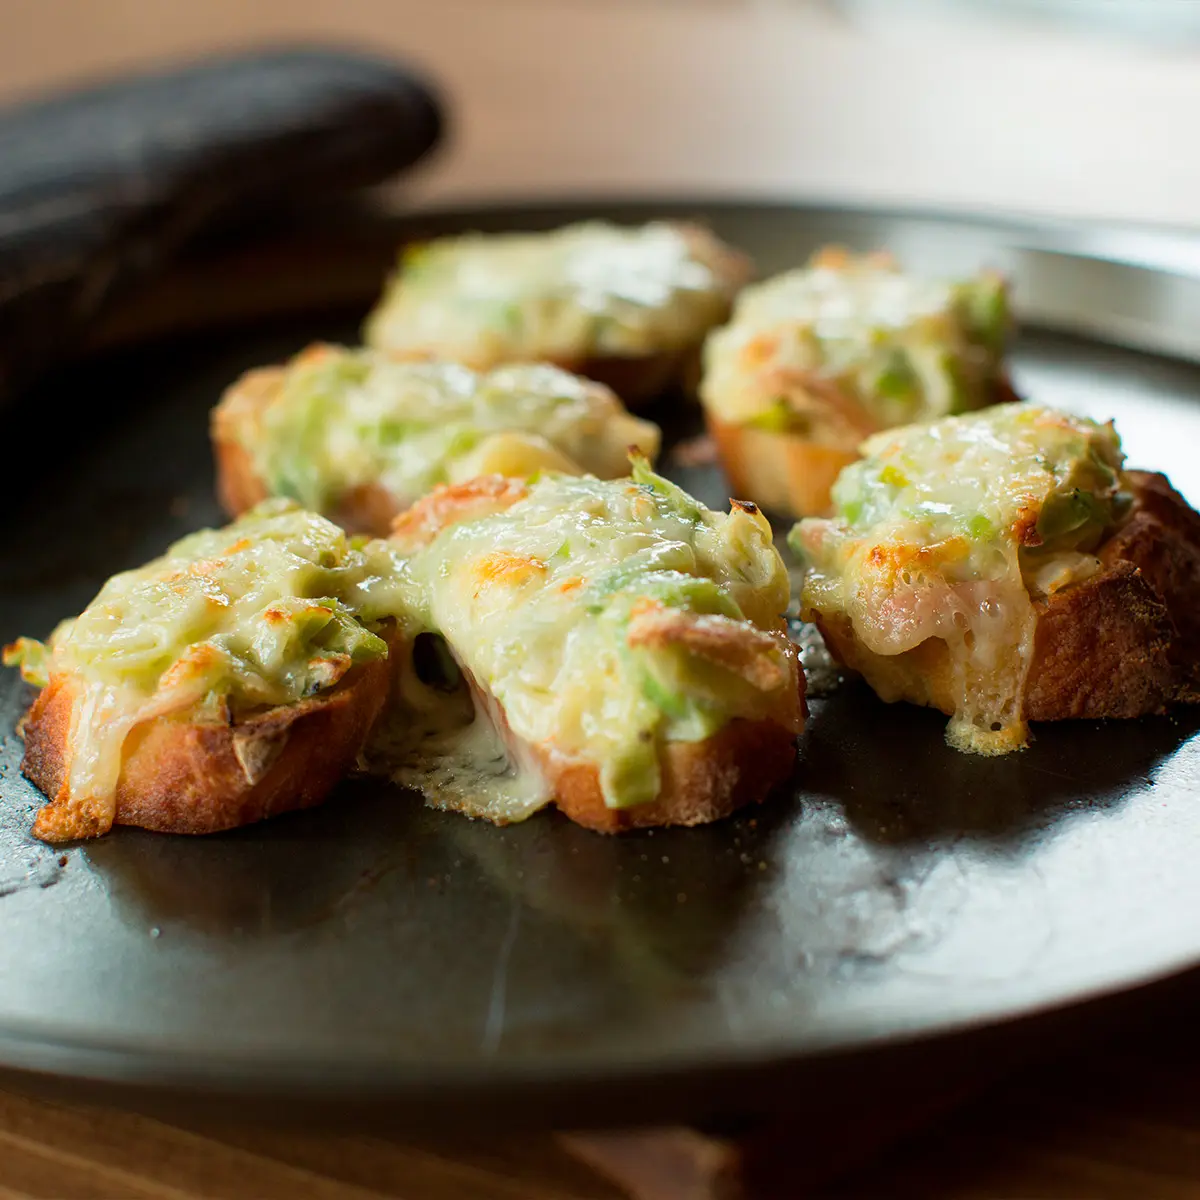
xmin=379 ymin=463 xmax=799 ymax=815
xmin=790 ymin=404 xmax=1128 ymax=753
xmin=5 ymin=502 xmax=399 ymax=836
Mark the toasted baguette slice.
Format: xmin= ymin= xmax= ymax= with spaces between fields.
xmin=5 ymin=503 xmax=405 ymax=842
xmin=706 ymin=414 xmax=862 ymax=520
xmin=18 ymin=627 xmax=399 ymax=842
xmin=812 ymin=471 xmax=1200 ymax=725
xmin=700 ymin=247 xmax=1019 ymax=518
xmin=364 ymin=221 xmax=751 ymax=405
xmin=212 ymin=348 xmax=661 ymax=535
xmin=391 ymin=468 xmax=806 ymax=832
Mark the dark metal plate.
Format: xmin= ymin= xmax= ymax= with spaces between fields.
xmin=2 ymin=202 xmax=1199 ymax=1127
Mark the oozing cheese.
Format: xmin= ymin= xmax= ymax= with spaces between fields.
xmin=790 ymin=405 xmax=1127 ymax=753
xmin=6 ymin=471 xmax=802 ymax=836
xmin=5 ymin=502 xmax=395 ymax=835
xmin=363 ymin=221 xmax=744 ymax=367
xmin=224 ymin=347 xmax=661 ymax=515
xmin=701 ymin=248 xmax=1010 ymax=444
xmin=392 ymin=463 xmax=798 ymax=811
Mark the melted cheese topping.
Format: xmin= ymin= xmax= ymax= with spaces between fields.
xmin=224 ymin=347 xmax=661 ymax=516
xmin=363 ymin=651 xmax=553 ymax=826
xmin=363 ymin=221 xmax=744 ymax=366
xmin=791 ymin=405 xmax=1126 ymax=753
xmin=7 ymin=473 xmax=801 ymax=834
xmin=8 ymin=502 xmax=395 ymax=835
xmin=393 ymin=464 xmax=796 ymax=810
xmin=701 ymin=248 xmax=1010 ymax=443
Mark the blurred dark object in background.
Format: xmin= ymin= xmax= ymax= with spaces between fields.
xmin=0 ymin=46 xmax=444 ymax=404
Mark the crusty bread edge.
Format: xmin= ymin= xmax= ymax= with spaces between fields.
xmin=541 ymin=713 xmax=803 ymax=833
xmin=464 ymin=627 xmax=806 ymax=833
xmin=806 ymin=472 xmax=1199 ymax=726
xmin=21 ymin=628 xmax=400 ymax=841
xmin=706 ymin=413 xmax=859 ymax=519
xmin=211 ymin=365 xmax=403 ymax=536
xmin=211 ymin=366 xmax=280 ymax=519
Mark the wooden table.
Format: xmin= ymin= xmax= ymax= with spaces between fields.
xmin=5 ymin=987 xmax=1200 ymax=1199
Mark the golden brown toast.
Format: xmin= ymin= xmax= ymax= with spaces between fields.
xmin=814 ymin=471 xmax=1200 ymax=724
xmin=20 ymin=627 xmax=400 ymax=842
xmin=395 ymin=476 xmax=806 ymax=832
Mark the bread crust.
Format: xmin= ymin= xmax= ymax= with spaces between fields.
xmin=550 ymin=346 xmax=698 ymax=407
xmin=809 ymin=471 xmax=1200 ymax=726
xmin=707 ymin=376 xmax=1021 ymax=519
xmin=211 ymin=365 xmax=277 ymax=518
xmin=212 ymin=366 xmax=403 ymax=536
xmin=20 ymin=629 xmax=400 ymax=842
xmin=706 ymin=414 xmax=860 ymax=519
xmin=460 ymin=626 xmax=805 ymax=833
xmin=542 ymin=713 xmax=802 ymax=833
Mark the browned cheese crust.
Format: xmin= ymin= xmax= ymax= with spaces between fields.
xmin=20 ymin=628 xmax=400 ymax=842
xmin=812 ymin=471 xmax=1200 ymax=724
xmin=211 ymin=362 xmax=401 ymax=536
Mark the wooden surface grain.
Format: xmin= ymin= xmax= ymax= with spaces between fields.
xmin=7 ymin=999 xmax=1200 ymax=1199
